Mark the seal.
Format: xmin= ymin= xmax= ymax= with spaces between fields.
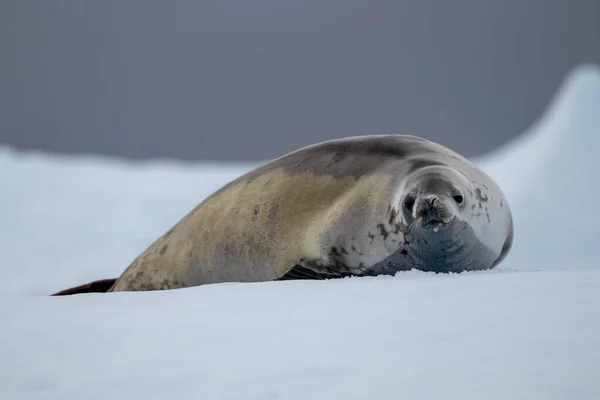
xmin=51 ymin=134 xmax=513 ymax=295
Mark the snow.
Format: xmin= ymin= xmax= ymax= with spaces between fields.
xmin=1 ymin=64 xmax=600 ymax=399
xmin=472 ymin=63 xmax=600 ymax=270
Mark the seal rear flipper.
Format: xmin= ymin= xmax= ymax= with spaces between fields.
xmin=51 ymin=278 xmax=117 ymax=296
xmin=276 ymin=264 xmax=356 ymax=281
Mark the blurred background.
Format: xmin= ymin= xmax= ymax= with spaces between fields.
xmin=1 ymin=0 xmax=600 ymax=162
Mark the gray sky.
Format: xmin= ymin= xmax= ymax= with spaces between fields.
xmin=1 ymin=0 xmax=599 ymax=161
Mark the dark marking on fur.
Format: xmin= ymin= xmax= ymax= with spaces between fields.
xmin=368 ymin=232 xmax=375 ymax=243
xmin=331 ymin=247 xmax=340 ymax=256
xmin=350 ymin=245 xmax=363 ymax=255
xmin=267 ymin=202 xmax=280 ymax=233
xmin=388 ymin=207 xmax=398 ymax=225
xmin=393 ymin=222 xmax=409 ymax=236
xmin=324 ymin=152 xmax=345 ymax=169
xmin=400 ymin=249 xmax=408 ymax=256
xmin=341 ymin=247 xmax=349 ymax=255
xmin=377 ymin=223 xmax=389 ymax=240
xmin=475 ymin=188 xmax=489 ymax=203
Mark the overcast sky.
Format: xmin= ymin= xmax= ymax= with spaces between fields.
xmin=1 ymin=0 xmax=599 ymax=161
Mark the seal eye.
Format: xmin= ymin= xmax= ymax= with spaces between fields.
xmin=453 ymin=195 xmax=464 ymax=204
xmin=404 ymin=197 xmax=415 ymax=211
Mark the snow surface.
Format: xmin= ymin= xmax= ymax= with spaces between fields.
xmin=1 ymin=64 xmax=600 ymax=399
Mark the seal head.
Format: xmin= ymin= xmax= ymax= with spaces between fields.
xmin=369 ymin=164 xmax=503 ymax=274
xmin=406 ymin=166 xmax=503 ymax=272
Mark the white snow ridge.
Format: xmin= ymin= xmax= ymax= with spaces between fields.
xmin=1 ymin=65 xmax=600 ymax=400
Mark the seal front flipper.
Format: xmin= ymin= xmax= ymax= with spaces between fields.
xmin=276 ymin=263 xmax=357 ymax=281
xmin=51 ymin=278 xmax=117 ymax=296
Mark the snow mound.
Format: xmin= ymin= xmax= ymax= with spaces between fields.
xmin=475 ymin=64 xmax=600 ymax=269
xmin=1 ymin=64 xmax=600 ymax=399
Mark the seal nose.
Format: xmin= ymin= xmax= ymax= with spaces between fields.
xmin=419 ymin=196 xmax=441 ymax=225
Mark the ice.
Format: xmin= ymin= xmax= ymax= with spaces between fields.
xmin=1 ymin=64 xmax=600 ymax=399
xmin=474 ymin=63 xmax=600 ymax=270
xmin=2 ymin=270 xmax=599 ymax=400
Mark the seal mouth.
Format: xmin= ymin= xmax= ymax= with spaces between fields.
xmin=422 ymin=219 xmax=447 ymax=233
xmin=422 ymin=218 xmax=444 ymax=227
xmin=418 ymin=215 xmax=455 ymax=232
